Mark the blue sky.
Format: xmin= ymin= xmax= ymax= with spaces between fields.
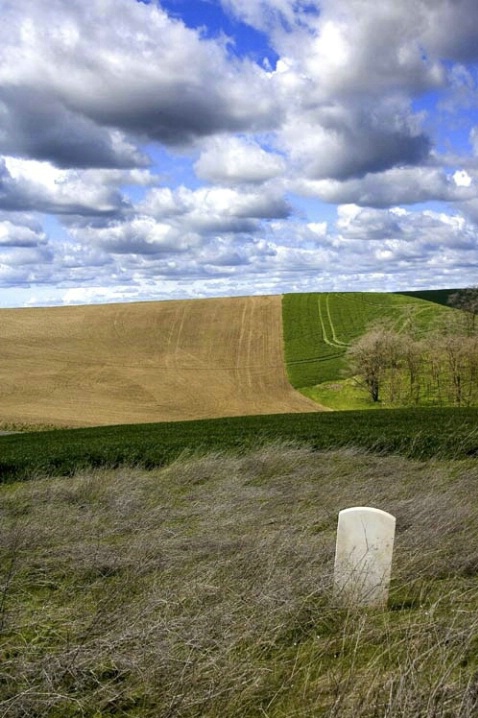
xmin=1 ymin=0 xmax=478 ymax=306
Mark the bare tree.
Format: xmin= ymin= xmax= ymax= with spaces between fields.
xmin=401 ymin=334 xmax=423 ymax=404
xmin=448 ymin=287 xmax=478 ymax=333
xmin=346 ymin=328 xmax=400 ymax=403
xmin=347 ymin=305 xmax=478 ymax=407
xmin=464 ymin=335 xmax=478 ymax=405
xmin=426 ymin=334 xmax=445 ymax=404
xmin=444 ymin=335 xmax=466 ymax=405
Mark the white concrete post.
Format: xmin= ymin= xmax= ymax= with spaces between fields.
xmin=334 ymin=507 xmax=396 ymax=607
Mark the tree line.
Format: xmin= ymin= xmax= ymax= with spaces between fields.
xmin=346 ymin=288 xmax=478 ymax=407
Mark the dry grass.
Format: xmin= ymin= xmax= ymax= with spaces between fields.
xmin=1 ymin=444 xmax=478 ymax=716
xmin=0 ymin=296 xmax=320 ymax=428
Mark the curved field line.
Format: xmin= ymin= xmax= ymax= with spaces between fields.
xmin=394 ymin=304 xmax=437 ymax=334
xmin=317 ymin=295 xmax=336 ymax=348
xmin=318 ymin=295 xmax=345 ymax=349
xmin=325 ymin=295 xmax=349 ymax=347
xmin=236 ymin=299 xmax=251 ymax=373
xmin=287 ymin=352 xmax=344 ymax=365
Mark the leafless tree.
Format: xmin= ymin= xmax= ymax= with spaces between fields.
xmin=448 ymin=287 xmax=478 ymax=333
xmin=346 ymin=328 xmax=400 ymax=403
xmin=347 ymin=306 xmax=478 ymax=407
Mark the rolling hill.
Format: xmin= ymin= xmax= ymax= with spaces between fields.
xmin=282 ymin=291 xmax=460 ymax=408
xmin=0 ymin=295 xmax=320 ymax=428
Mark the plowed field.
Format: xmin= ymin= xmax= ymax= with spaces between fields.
xmin=0 ymin=296 xmax=321 ymax=427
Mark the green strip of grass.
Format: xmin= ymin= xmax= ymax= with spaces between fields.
xmin=300 ymin=379 xmax=385 ymax=411
xmin=1 ymin=407 xmax=478 ymax=482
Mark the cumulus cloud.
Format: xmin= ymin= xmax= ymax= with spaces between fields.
xmin=0 ymin=214 xmax=47 ymax=247
xmin=195 ymin=136 xmax=285 ymax=184
xmin=336 ymin=204 xmax=475 ymax=251
xmin=2 ymin=201 xmax=478 ymax=302
xmin=456 ymin=197 xmax=478 ymax=226
xmin=1 ymin=0 xmax=478 ymax=302
xmin=223 ymin=0 xmax=476 ymax=187
xmin=282 ymin=106 xmax=431 ymax=181
xmin=422 ymin=0 xmax=478 ymax=62
xmin=0 ymin=0 xmax=279 ymax=167
xmin=0 ymin=87 xmax=147 ymax=170
xmin=223 ymin=0 xmax=444 ymax=97
xmin=62 ymin=182 xmax=292 ymax=267
xmin=0 ymin=242 xmax=55 ymax=288
xmin=141 ymin=185 xmax=290 ymax=232
xmin=69 ymin=217 xmax=198 ymax=256
xmin=295 ymin=167 xmax=476 ymax=207
xmin=0 ymin=157 xmax=130 ymax=216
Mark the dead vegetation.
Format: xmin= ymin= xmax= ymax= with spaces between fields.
xmin=1 ymin=444 xmax=478 ymax=716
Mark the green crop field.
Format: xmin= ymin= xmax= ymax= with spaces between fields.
xmin=1 ymin=407 xmax=478 ymax=483
xmin=282 ymin=292 xmax=458 ymax=408
xmin=398 ymin=288 xmax=457 ymax=306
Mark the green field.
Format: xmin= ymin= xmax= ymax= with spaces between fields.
xmin=282 ymin=292 xmax=458 ymax=408
xmin=1 ymin=407 xmax=478 ymax=483
xmin=398 ymin=288 xmax=457 ymax=306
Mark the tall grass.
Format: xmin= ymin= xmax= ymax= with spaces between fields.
xmin=2 ymin=444 xmax=478 ymax=716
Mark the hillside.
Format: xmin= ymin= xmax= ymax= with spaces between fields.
xmin=397 ymin=288 xmax=457 ymax=306
xmin=282 ymin=291 xmax=459 ymax=409
xmin=0 ymin=296 xmax=320 ymax=428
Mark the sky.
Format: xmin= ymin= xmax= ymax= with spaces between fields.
xmin=1 ymin=0 xmax=478 ymax=307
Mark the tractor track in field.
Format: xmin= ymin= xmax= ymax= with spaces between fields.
xmin=317 ymin=294 xmax=349 ymax=350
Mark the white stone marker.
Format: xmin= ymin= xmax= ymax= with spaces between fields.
xmin=334 ymin=507 xmax=396 ymax=607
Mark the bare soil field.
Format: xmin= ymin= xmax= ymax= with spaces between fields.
xmin=0 ymin=296 xmax=321 ymax=427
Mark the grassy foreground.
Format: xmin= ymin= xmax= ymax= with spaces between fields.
xmin=2 ymin=407 xmax=478 ymax=482
xmin=2 ymin=444 xmax=478 ymax=716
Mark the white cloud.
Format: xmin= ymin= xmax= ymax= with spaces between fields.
xmin=281 ymin=106 xmax=431 ymax=182
xmin=0 ymin=213 xmax=49 ymax=264
xmin=453 ymin=170 xmax=472 ymax=187
xmin=0 ymin=157 xmax=131 ymax=215
xmin=0 ymin=220 xmax=46 ymax=248
xmin=140 ymin=185 xmax=290 ymax=232
xmin=0 ymin=0 xmax=280 ymax=166
xmin=422 ymin=0 xmax=478 ymax=61
xmin=336 ymin=204 xmax=475 ymax=251
xmin=69 ymin=217 xmax=198 ymax=256
xmin=2 ymin=202 xmax=478 ymax=302
xmin=303 ymin=1 xmax=443 ymax=97
xmin=195 ymin=136 xmax=285 ymax=184
xmin=295 ymin=167 xmax=475 ymax=207
xmin=1 ymin=0 xmax=478 ymax=303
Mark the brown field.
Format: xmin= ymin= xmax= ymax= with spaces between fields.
xmin=0 ymin=295 xmax=321 ymax=427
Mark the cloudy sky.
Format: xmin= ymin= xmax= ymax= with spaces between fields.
xmin=1 ymin=0 xmax=478 ymax=306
